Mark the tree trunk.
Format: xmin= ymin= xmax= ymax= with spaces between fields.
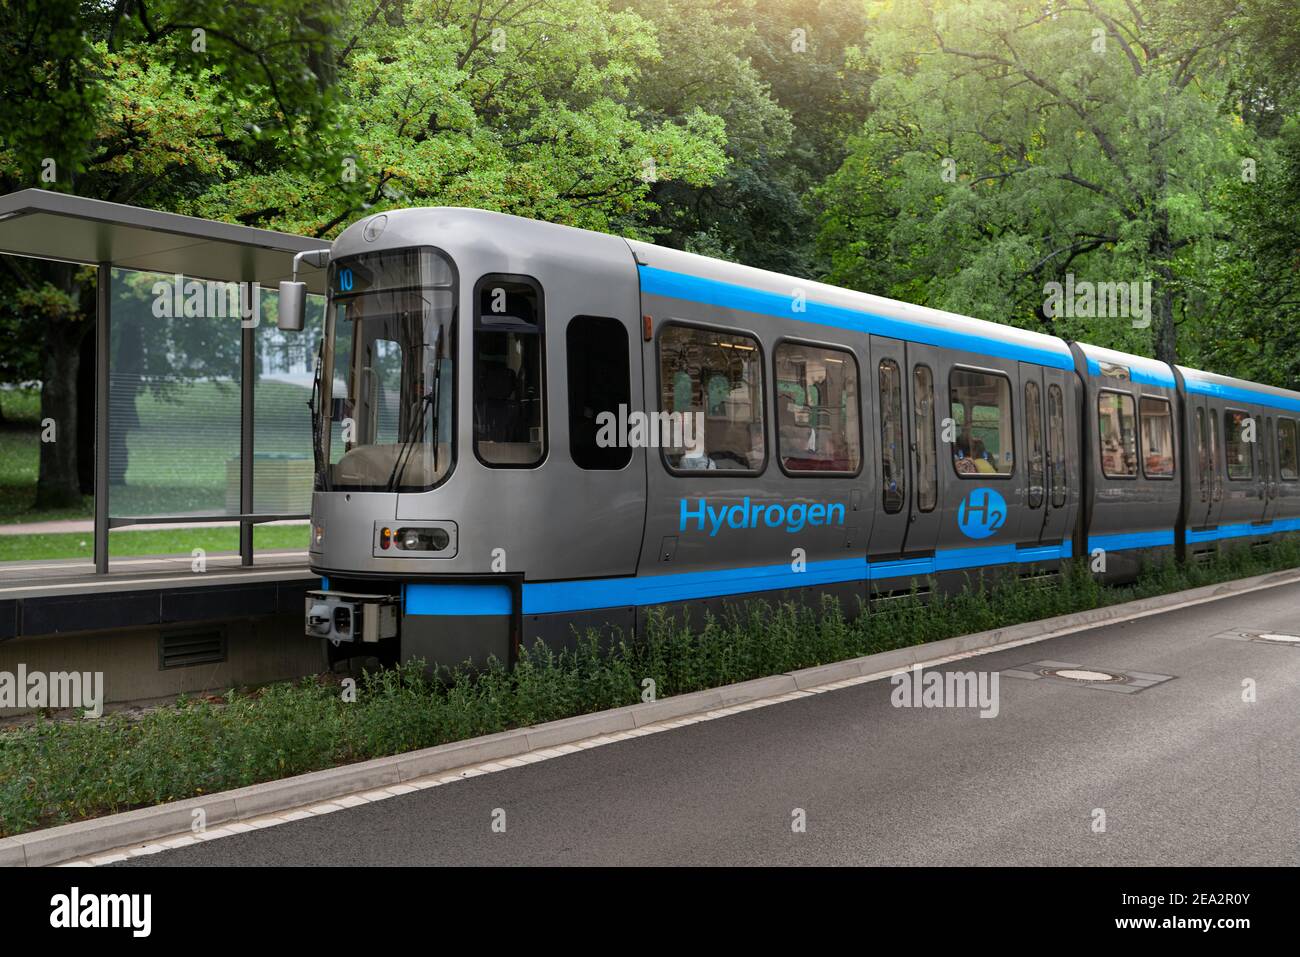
xmin=1151 ymin=217 xmax=1178 ymax=366
xmin=1149 ymin=126 xmax=1178 ymax=367
xmin=35 ymin=318 xmax=84 ymax=509
xmin=1153 ymin=275 xmax=1177 ymax=366
xmin=77 ymin=327 xmax=96 ymax=494
xmin=33 ymin=262 xmax=90 ymax=511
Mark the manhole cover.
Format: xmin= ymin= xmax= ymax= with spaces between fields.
xmin=1002 ymin=660 xmax=1173 ymax=693
xmin=1043 ymin=667 xmax=1127 ymax=683
xmin=1216 ymin=630 xmax=1300 ymax=646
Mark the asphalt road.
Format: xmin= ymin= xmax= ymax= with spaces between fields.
xmin=121 ymin=581 xmax=1300 ymax=866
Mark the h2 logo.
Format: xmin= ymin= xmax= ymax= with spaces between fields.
xmin=958 ymin=488 xmax=1007 ymax=540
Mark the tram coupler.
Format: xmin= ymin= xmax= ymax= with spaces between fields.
xmin=305 ymin=590 xmax=399 ymax=644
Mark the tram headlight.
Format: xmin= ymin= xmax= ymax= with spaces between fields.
xmin=373 ymin=521 xmax=455 ymax=557
xmin=313 ymin=524 xmax=325 ymax=547
xmin=396 ymin=527 xmax=451 ymax=552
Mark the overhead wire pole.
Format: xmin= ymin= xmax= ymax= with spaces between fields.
xmin=94 ymin=262 xmax=111 ymax=575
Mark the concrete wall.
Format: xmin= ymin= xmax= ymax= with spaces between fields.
xmin=0 ymin=614 xmax=323 ymax=717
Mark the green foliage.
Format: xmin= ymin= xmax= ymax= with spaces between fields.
xmin=4 ymin=537 xmax=1299 ymax=838
xmin=0 ymin=0 xmax=102 ymax=183
xmin=816 ymin=0 xmax=1297 ymax=369
xmin=189 ymin=0 xmax=729 ymax=237
xmin=628 ymin=0 xmax=874 ymax=274
xmin=1186 ymin=114 xmax=1300 ymax=388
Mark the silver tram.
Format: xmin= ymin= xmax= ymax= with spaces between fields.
xmin=273 ymin=207 xmax=1300 ymax=669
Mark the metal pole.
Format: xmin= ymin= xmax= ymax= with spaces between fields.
xmin=93 ymin=263 xmax=111 ymax=575
xmin=239 ymin=287 xmax=255 ymax=566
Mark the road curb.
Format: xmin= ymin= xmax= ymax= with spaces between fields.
xmin=4 ymin=563 xmax=1299 ymax=866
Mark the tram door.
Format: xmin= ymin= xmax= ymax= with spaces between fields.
xmin=866 ymin=336 xmax=911 ymax=559
xmin=1041 ymin=366 xmax=1074 ymax=547
xmin=903 ymin=342 xmax=944 ymax=556
xmin=865 ymin=336 xmax=944 ymax=560
xmin=1188 ymin=394 xmax=1222 ymax=529
xmin=1262 ymin=414 xmax=1279 ymax=523
xmin=1017 ymin=363 xmax=1050 ymax=546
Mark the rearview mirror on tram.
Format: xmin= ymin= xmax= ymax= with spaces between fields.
xmin=278 ymin=280 xmax=307 ymax=332
xmin=278 ymin=248 xmax=330 ymax=332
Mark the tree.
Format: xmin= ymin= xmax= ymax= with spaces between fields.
xmin=817 ymin=0 xmax=1259 ymax=365
xmin=0 ymin=1 xmax=362 ymax=507
xmin=622 ymin=0 xmax=874 ymax=276
xmin=0 ymin=275 xmax=42 ymax=424
xmin=190 ymin=0 xmax=729 ymax=238
xmin=1180 ymin=0 xmax=1300 ymax=386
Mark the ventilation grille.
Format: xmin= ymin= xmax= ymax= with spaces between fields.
xmin=159 ymin=629 xmax=227 ymax=670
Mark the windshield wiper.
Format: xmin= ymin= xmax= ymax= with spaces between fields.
xmin=385 ymin=326 xmax=442 ymax=492
xmin=309 ymin=340 xmax=327 ymax=490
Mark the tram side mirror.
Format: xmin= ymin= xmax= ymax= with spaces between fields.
xmin=278 ymin=280 xmax=307 ymax=332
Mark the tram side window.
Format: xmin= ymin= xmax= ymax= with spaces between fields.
xmin=1139 ymin=396 xmax=1175 ymax=478
xmin=774 ymin=342 xmax=860 ymax=473
xmin=1224 ymin=410 xmax=1253 ymax=480
xmin=1047 ymin=383 xmax=1067 ymax=508
xmin=474 ymin=277 xmax=545 ymax=466
xmin=1025 ymin=380 xmax=1044 ymax=507
xmin=950 ymin=369 xmax=1013 ymax=476
xmin=1279 ymin=418 xmax=1299 ymax=481
xmin=567 ymin=316 xmax=631 ymax=470
xmin=1098 ymin=392 xmax=1137 ymax=478
xmin=879 ymin=360 xmax=905 ymax=512
xmin=913 ymin=365 xmax=937 ymax=512
xmin=659 ymin=325 xmax=765 ymax=472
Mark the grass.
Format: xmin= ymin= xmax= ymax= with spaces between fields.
xmin=0 ymin=416 xmax=93 ymax=525
xmin=0 ymin=387 xmax=40 ymax=424
xmin=2 ymin=536 xmax=1298 ymax=838
xmin=1 ymin=381 xmax=314 ymax=561
xmin=0 ymin=524 xmax=308 ymax=563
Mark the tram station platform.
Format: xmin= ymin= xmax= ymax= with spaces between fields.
xmin=0 ymin=552 xmax=314 ymax=642
xmin=0 ymin=555 xmax=322 ymax=715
